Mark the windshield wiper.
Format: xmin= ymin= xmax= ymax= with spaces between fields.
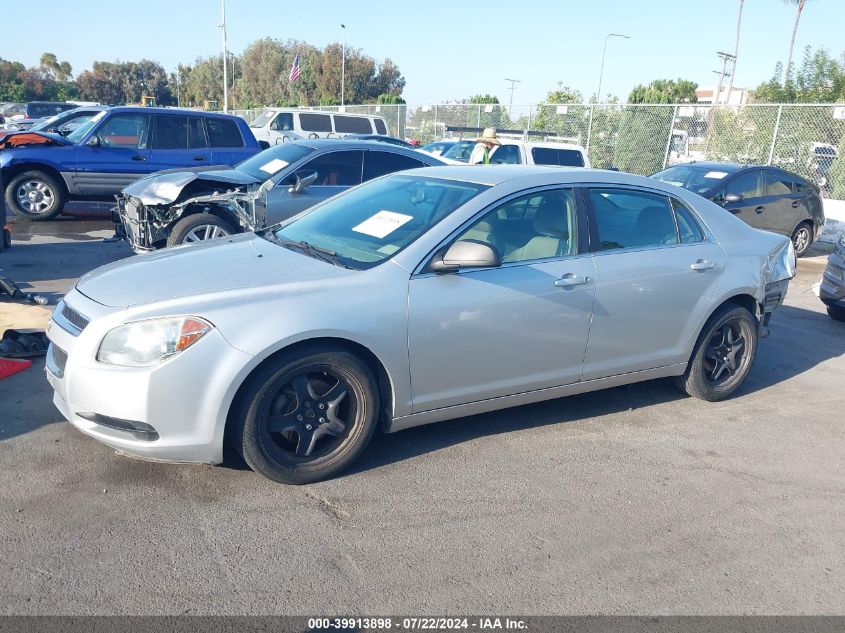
xmin=272 ymin=236 xmax=354 ymax=269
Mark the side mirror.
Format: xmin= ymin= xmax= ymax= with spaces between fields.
xmin=85 ymin=136 xmax=100 ymax=147
xmin=723 ymin=192 xmax=743 ymax=204
xmin=288 ymin=170 xmax=318 ymax=194
xmin=429 ymin=240 xmax=502 ymax=273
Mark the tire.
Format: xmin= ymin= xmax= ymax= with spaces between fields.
xmin=791 ymin=222 xmax=813 ymax=258
xmin=5 ymin=170 xmax=66 ymax=221
xmin=231 ymin=345 xmax=380 ymax=485
xmin=827 ymin=305 xmax=845 ymax=322
xmin=674 ymin=304 xmax=758 ymax=402
xmin=166 ymin=213 xmax=236 ymax=248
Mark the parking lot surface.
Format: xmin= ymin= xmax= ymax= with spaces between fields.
xmin=0 ymin=217 xmax=843 ymax=615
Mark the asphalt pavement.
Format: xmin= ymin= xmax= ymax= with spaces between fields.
xmin=0 ymin=215 xmax=842 ymax=615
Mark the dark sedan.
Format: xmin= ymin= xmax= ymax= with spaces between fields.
xmin=651 ymin=162 xmax=824 ymax=256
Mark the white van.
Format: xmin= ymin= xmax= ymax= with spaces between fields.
xmin=248 ymin=108 xmax=390 ymax=144
xmin=435 ymin=139 xmax=591 ymax=167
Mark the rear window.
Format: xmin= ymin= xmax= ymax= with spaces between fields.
xmin=334 ymin=115 xmax=373 ymax=134
xmin=206 ymin=118 xmax=244 ymax=147
xmin=532 ymin=147 xmax=585 ymax=167
xmin=299 ymin=113 xmax=333 ymax=133
xmin=374 ymin=118 xmax=387 ymax=135
xmin=27 ymin=102 xmax=75 ymax=118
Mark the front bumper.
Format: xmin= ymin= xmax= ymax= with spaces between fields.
xmin=46 ymin=290 xmax=255 ymax=464
xmin=115 ymin=196 xmax=156 ymax=253
xmin=820 ymin=247 xmax=845 ymax=307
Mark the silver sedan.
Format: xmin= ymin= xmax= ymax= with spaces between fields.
xmin=46 ymin=166 xmax=795 ymax=484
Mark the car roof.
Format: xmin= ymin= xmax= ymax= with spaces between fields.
xmin=399 ymin=165 xmax=659 ymax=187
xmin=289 ymin=138 xmax=427 ymax=152
xmin=667 ymin=162 xmax=746 ymax=173
xmin=500 ymin=140 xmax=587 ymax=152
xmin=106 ymin=106 xmax=242 ymax=118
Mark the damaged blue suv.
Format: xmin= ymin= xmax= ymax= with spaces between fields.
xmin=1 ymin=107 xmax=261 ymax=220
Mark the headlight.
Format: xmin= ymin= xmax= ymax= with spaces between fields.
xmin=97 ymin=316 xmax=213 ymax=367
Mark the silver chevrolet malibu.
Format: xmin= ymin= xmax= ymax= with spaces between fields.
xmin=46 ymin=166 xmax=796 ymax=484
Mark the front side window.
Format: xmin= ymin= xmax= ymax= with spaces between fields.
xmin=334 ymin=115 xmax=373 ymax=134
xmin=588 ymin=188 xmax=679 ymax=250
xmin=271 ymin=175 xmax=489 ymax=269
xmin=152 ymin=116 xmax=188 ymax=149
xmin=363 ymin=150 xmax=426 ymax=181
xmin=298 ymin=150 xmax=364 ymax=186
xmin=270 ymin=113 xmax=294 ymax=131
xmin=374 ymin=119 xmax=388 ymax=135
xmin=95 ymin=114 xmax=150 ymax=149
xmin=298 ymin=113 xmax=333 ymax=133
xmin=442 ymin=140 xmax=476 ymax=162
xmin=455 ymin=189 xmax=578 ymax=263
xmin=206 ymin=118 xmax=243 ymax=147
xmin=725 ymin=170 xmax=764 ymax=199
xmin=489 ymin=144 xmax=521 ymax=164
xmin=531 ymin=147 xmax=585 ymax=167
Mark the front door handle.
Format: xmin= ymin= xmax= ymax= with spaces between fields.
xmin=131 ymin=155 xmax=146 ymax=161
xmin=554 ymin=273 xmax=591 ymax=288
xmin=755 ymin=205 xmax=765 ymax=214
xmin=193 ymin=156 xmax=207 ymax=161
xmin=690 ymin=259 xmax=717 ymax=271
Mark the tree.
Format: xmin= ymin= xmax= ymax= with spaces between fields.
xmin=783 ymin=0 xmax=809 ymax=86
xmin=628 ymin=79 xmax=698 ymax=103
xmin=468 ymin=94 xmax=499 ymax=104
xmin=752 ymin=47 xmax=845 ymax=103
xmin=39 ymin=52 xmax=73 ymax=81
xmin=377 ymin=94 xmax=405 ymax=104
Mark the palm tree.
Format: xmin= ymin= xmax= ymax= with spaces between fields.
xmin=725 ymin=0 xmax=744 ymax=103
xmin=783 ymin=0 xmax=809 ymax=86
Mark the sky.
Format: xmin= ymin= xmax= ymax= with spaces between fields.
xmin=1 ymin=0 xmax=843 ymax=106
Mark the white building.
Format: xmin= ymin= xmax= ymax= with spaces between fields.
xmin=695 ymin=86 xmax=749 ymax=106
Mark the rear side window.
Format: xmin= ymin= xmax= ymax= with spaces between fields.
xmin=152 ymin=116 xmax=188 ymax=149
xmin=300 ymin=150 xmax=363 ymax=186
xmin=374 ymin=119 xmax=387 ymax=135
xmin=490 ymin=145 xmax=521 ymax=164
xmin=725 ymin=170 xmax=764 ymax=199
xmin=206 ymin=118 xmax=244 ymax=147
xmin=531 ymin=147 xmax=585 ymax=167
xmin=588 ymin=188 xmax=679 ymax=251
xmin=363 ymin=151 xmax=427 ymax=180
xmin=299 ymin=113 xmax=333 ymax=133
xmin=792 ymin=177 xmax=811 ymax=194
xmin=188 ymin=117 xmax=207 ymax=148
xmin=334 ymin=115 xmax=373 ymax=134
xmin=765 ymin=171 xmax=793 ymax=196
xmin=671 ymin=198 xmax=705 ymax=243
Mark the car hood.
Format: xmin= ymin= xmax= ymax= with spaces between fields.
xmin=0 ymin=131 xmax=72 ymax=149
xmin=75 ymin=232 xmax=353 ymax=308
xmin=122 ymin=167 xmax=263 ymax=205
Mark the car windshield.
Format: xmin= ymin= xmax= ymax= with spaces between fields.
xmin=236 ymin=143 xmax=315 ymax=180
xmin=651 ymin=165 xmax=733 ymax=195
xmin=269 ymin=175 xmax=489 ymax=269
xmin=441 ymin=140 xmax=477 ymax=162
xmin=66 ymin=110 xmax=108 ymax=144
xmin=249 ymin=111 xmax=276 ymax=128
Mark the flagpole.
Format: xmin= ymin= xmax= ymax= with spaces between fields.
xmin=340 ymin=24 xmax=346 ymax=107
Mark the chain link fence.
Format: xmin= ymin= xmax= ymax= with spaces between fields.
xmin=233 ymin=103 xmax=845 ymax=197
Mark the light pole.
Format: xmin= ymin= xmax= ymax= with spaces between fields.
xmin=340 ymin=24 xmax=346 ymax=107
xmin=505 ymin=78 xmax=521 ymax=119
xmin=587 ymin=32 xmax=629 ymax=152
xmin=219 ymin=0 xmax=228 ymax=113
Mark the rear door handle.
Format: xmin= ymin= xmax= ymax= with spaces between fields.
xmin=755 ymin=205 xmax=765 ymax=214
xmin=131 ymin=155 xmax=146 ymax=161
xmin=193 ymin=156 xmax=207 ymax=161
xmin=554 ymin=273 xmax=591 ymax=287
xmin=791 ymin=200 xmax=801 ymax=208
xmin=690 ymin=259 xmax=716 ymax=271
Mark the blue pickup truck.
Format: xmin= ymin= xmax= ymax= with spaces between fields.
xmin=1 ymin=107 xmax=262 ymax=220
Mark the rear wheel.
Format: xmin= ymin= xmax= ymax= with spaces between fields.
xmin=827 ymin=305 xmax=845 ymax=322
xmin=231 ymin=346 xmax=380 ymax=485
xmin=674 ymin=304 xmax=758 ymax=402
xmin=791 ymin=222 xmax=813 ymax=257
xmin=167 ymin=213 xmax=236 ymax=248
xmin=6 ymin=170 xmax=66 ymax=221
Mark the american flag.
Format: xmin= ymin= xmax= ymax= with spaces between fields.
xmin=289 ymin=54 xmax=301 ymax=83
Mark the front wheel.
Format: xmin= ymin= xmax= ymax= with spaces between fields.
xmin=674 ymin=304 xmax=758 ymax=402
xmin=791 ymin=222 xmax=813 ymax=258
xmin=6 ymin=170 xmax=67 ymax=221
xmin=167 ymin=213 xmax=236 ymax=248
xmin=827 ymin=304 xmax=845 ymax=322
xmin=232 ymin=346 xmax=380 ymax=484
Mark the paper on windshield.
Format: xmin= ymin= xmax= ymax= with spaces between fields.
xmin=259 ymin=158 xmax=289 ymax=174
xmin=704 ymin=170 xmax=728 ymax=179
xmin=352 ymin=210 xmax=413 ymax=239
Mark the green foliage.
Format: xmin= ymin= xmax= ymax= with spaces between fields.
xmin=468 ymin=94 xmax=499 ymax=104
xmin=614 ymin=106 xmax=676 ymax=174
xmin=830 ymin=154 xmax=845 ymax=199
xmin=752 ymin=47 xmax=845 ymax=103
xmin=628 ymin=79 xmax=698 ymax=104
xmin=377 ymin=93 xmax=405 ymax=104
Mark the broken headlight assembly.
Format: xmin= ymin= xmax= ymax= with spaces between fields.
xmin=97 ymin=317 xmax=213 ymax=367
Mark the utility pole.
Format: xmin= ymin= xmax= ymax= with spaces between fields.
xmin=505 ymin=78 xmax=521 ymax=119
xmin=340 ymin=24 xmax=346 ymax=107
xmin=713 ymin=51 xmax=736 ymax=105
xmin=587 ymin=33 xmax=629 ymax=152
xmin=725 ymin=0 xmax=744 ymax=105
xmin=220 ymin=0 xmax=228 ymax=113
